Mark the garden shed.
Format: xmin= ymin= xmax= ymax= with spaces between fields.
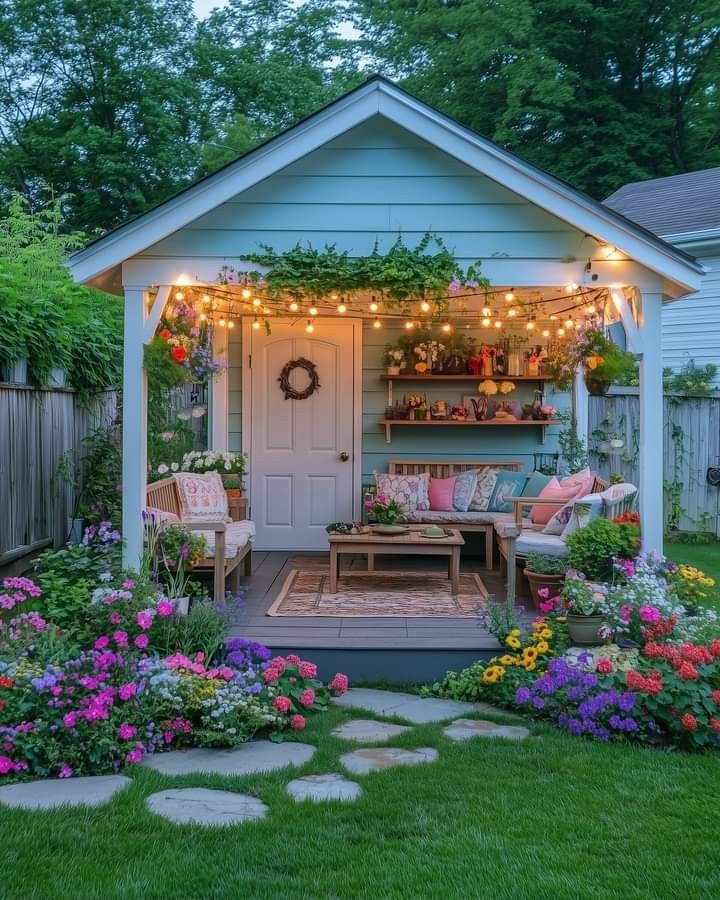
xmin=68 ymin=76 xmax=704 ymax=565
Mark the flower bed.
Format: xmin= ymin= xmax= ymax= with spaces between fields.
xmin=0 ymin=566 xmax=348 ymax=780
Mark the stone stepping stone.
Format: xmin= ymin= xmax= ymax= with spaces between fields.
xmin=443 ymin=718 xmax=531 ymax=742
xmin=332 ymin=687 xmax=515 ymax=724
xmin=141 ymin=740 xmax=315 ymax=777
xmin=0 ymin=775 xmax=131 ymax=810
xmin=286 ymin=773 xmax=361 ymax=803
xmin=331 ymin=719 xmax=411 ymax=743
xmin=146 ymin=788 xmax=267 ymax=826
xmin=340 ymin=746 xmax=438 ymax=775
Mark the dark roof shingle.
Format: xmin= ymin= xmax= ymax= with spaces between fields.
xmin=604 ymin=167 xmax=720 ymax=236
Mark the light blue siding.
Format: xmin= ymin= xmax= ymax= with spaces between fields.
xmin=227 ymin=327 xmax=242 ymax=452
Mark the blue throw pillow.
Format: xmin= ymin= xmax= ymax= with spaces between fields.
xmin=488 ymin=471 xmax=528 ymax=512
xmin=522 ymin=471 xmax=552 ymax=498
xmin=453 ymin=469 xmax=479 ymax=512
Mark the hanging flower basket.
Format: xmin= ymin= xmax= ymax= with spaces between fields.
xmin=584 ymin=375 xmax=611 ymax=396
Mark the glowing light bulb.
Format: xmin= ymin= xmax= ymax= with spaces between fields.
xmin=494 ymin=320 xmax=502 ymax=329
xmin=174 ymin=290 xmax=184 ymax=301
xmin=289 ymin=301 xmax=299 ymax=313
xmin=420 ymin=301 xmax=431 ymax=313
xmin=309 ymin=306 xmax=318 ymax=317
xmin=482 ymin=306 xmax=492 ymax=317
xmin=557 ymin=327 xmax=566 ymax=337
xmin=482 ymin=317 xmax=491 ymax=328
xmin=550 ymin=314 xmax=558 ymax=321
xmin=199 ymin=313 xmax=207 ymax=322
xmin=542 ymin=329 xmax=550 ymax=337
xmin=526 ymin=319 xmax=535 ymax=331
xmin=202 ymin=294 xmax=210 ymax=304
xmin=306 ymin=321 xmax=315 ymax=333
xmin=330 ymin=292 xmax=338 ymax=300
xmin=565 ymin=317 xmax=574 ymax=329
xmin=441 ymin=322 xmax=452 ymax=333
xmin=505 ymin=291 xmax=515 ymax=302
xmin=372 ymin=318 xmax=382 ymax=329
xmin=404 ymin=321 xmax=415 ymax=330
xmin=565 ymin=282 xmax=579 ymax=293
xmin=241 ymin=288 xmax=252 ymax=299
xmin=252 ymin=298 xmax=262 ymax=308
xmin=507 ymin=308 xmax=517 ymax=318
xmin=218 ymin=318 xmax=226 ymax=327
xmin=600 ymin=244 xmax=615 ymax=259
xmin=252 ymin=318 xmax=261 ymax=330
xmin=337 ymin=303 xmax=347 ymax=314
xmin=263 ymin=307 xmax=271 ymax=315
xmin=227 ymin=320 xmax=235 ymax=329
xmin=369 ymin=301 xmax=379 ymax=313
xmin=586 ymin=304 xmax=597 ymax=314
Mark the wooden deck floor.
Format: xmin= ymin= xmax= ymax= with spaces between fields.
xmin=231 ymin=550 xmax=529 ymax=655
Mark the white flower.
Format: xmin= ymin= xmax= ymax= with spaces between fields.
xmin=170 ymin=462 xmax=179 ymax=472
xmin=177 ymin=411 xmax=191 ymax=421
xmin=157 ymin=464 xmax=169 ymax=474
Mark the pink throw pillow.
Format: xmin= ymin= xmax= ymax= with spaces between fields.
xmin=559 ymin=467 xmax=595 ymax=497
xmin=530 ymin=477 xmax=578 ymax=525
xmin=429 ymin=476 xmax=457 ymax=512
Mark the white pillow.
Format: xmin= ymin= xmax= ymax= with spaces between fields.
xmin=375 ymin=472 xmax=429 ymax=512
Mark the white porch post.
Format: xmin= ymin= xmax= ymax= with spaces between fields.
xmin=573 ymin=365 xmax=589 ymax=452
xmin=638 ymin=290 xmax=664 ymax=553
xmin=122 ymin=286 xmax=149 ymax=568
xmin=209 ymin=325 xmax=228 ymax=451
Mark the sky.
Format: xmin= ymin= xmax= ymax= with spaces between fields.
xmin=192 ymin=0 xmax=225 ymax=18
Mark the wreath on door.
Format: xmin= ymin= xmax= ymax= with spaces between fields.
xmin=278 ymin=357 xmax=321 ymax=400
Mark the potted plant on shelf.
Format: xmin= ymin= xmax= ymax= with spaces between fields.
xmin=222 ymin=476 xmax=244 ymax=500
xmin=441 ymin=333 xmax=476 ymax=374
xmin=524 ymin=552 xmax=568 ymax=608
xmin=383 ymin=344 xmax=406 ymax=376
xmin=562 ymin=573 xmax=609 ymax=646
xmin=408 ymin=393 xmax=429 ymax=420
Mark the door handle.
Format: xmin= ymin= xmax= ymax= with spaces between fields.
xmin=338 ymin=451 xmax=350 ymax=462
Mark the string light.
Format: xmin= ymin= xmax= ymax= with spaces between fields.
xmin=565 ymin=282 xmax=579 ymax=293
xmin=309 ymin=306 xmax=318 ymax=317
xmin=241 ymin=288 xmax=252 ymax=299
xmin=227 ymin=320 xmax=235 ymax=329
xmin=252 ymin=298 xmax=262 ymax=308
xmin=565 ymin=316 xmax=574 ymax=329
xmin=218 ymin=318 xmax=226 ymax=327
xmin=369 ymin=298 xmax=379 ymax=313
xmin=441 ymin=322 xmax=452 ymax=333
xmin=557 ymin=327 xmax=566 ymax=336
xmin=542 ymin=329 xmax=550 ymax=337
xmin=481 ymin=317 xmax=491 ymax=328
xmin=420 ymin=301 xmax=431 ymax=313
xmin=507 ymin=308 xmax=517 ymax=318
xmin=201 ymin=294 xmax=211 ymax=304
xmin=330 ymin=292 xmax=339 ymax=300
xmin=482 ymin=306 xmax=492 ymax=317
xmin=199 ymin=313 xmax=207 ymax=322
xmin=550 ymin=314 xmax=558 ymax=321
xmin=599 ymin=244 xmax=616 ymax=259
xmin=372 ymin=318 xmax=382 ymax=329
xmin=404 ymin=321 xmax=415 ymax=330
xmin=504 ymin=290 xmax=515 ymax=302
xmin=526 ymin=317 xmax=536 ymax=331
xmin=494 ymin=320 xmax=502 ymax=329
xmin=252 ymin=318 xmax=261 ymax=330
xmin=337 ymin=302 xmax=347 ymax=314
xmin=306 ymin=320 xmax=315 ymax=333
xmin=174 ymin=290 xmax=184 ymax=301
xmin=585 ymin=304 xmax=597 ymax=315
xmin=289 ymin=301 xmax=299 ymax=313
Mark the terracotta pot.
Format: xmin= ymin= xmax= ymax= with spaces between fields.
xmin=225 ymin=488 xmax=242 ymax=500
xmin=584 ymin=376 xmax=611 ymax=396
xmin=567 ymin=613 xmax=605 ymax=646
xmin=524 ymin=570 xmax=565 ymax=609
xmin=387 ymin=366 xmax=401 ymax=376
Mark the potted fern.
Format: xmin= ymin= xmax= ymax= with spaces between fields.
xmin=524 ymin=552 xmax=568 ymax=608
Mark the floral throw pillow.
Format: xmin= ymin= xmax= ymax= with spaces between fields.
xmin=375 ymin=473 xmax=429 ymax=513
xmin=453 ymin=469 xmax=479 ymax=512
xmin=174 ymin=472 xmax=229 ymax=523
xmin=468 ymin=468 xmax=499 ymax=512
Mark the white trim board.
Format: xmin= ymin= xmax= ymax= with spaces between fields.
xmin=71 ymin=78 xmax=703 ymax=295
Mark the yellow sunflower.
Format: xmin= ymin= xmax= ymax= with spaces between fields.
xmin=539 ymin=628 xmax=553 ymax=639
xmin=505 ymin=635 xmax=521 ymax=650
xmin=499 ymin=654 xmax=517 ymax=666
xmin=522 ymin=646 xmax=539 ymax=661
xmin=525 ymin=661 xmax=537 ymax=671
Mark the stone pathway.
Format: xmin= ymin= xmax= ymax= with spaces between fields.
xmin=332 ymin=688 xmax=521 ymax=724
xmin=331 ymin=719 xmax=411 ymax=743
xmin=0 ymin=775 xmax=131 ymax=810
xmin=340 ymin=746 xmax=438 ymax=775
xmin=140 ymin=740 xmax=316 ymax=776
xmin=146 ymin=788 xmax=268 ymax=826
xmin=442 ymin=718 xmax=530 ymax=742
xmin=286 ymin=773 xmax=361 ymax=803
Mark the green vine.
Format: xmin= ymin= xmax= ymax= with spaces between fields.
xmin=242 ymin=233 xmax=487 ymax=312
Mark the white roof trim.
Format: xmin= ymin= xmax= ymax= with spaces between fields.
xmin=70 ymin=78 xmax=704 ymax=293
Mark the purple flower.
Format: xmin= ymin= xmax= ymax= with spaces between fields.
xmin=515 ymin=686 xmax=531 ymax=704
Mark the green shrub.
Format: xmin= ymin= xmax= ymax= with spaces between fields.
xmin=566 ymin=518 xmax=626 ymax=581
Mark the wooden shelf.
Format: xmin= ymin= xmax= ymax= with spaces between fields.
xmin=381 ymin=374 xmax=551 ymax=381
xmin=378 ymin=418 xmax=560 ymax=443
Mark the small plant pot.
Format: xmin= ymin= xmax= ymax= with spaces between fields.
xmin=414 ymin=409 xmax=428 ymax=420
xmin=584 ymin=376 xmax=610 ymax=396
xmin=524 ymin=570 xmax=565 ymax=609
xmin=387 ymin=366 xmax=401 ymax=376
xmin=225 ymin=488 xmax=242 ymax=500
xmin=567 ymin=613 xmax=605 ymax=646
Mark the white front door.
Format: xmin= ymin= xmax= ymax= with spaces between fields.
xmin=248 ymin=319 xmax=358 ymax=550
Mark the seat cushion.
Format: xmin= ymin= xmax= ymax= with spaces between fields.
xmin=405 ymin=510 xmax=498 ymax=525
xmin=516 ymin=530 xmax=569 ymax=557
xmin=144 ymin=506 xmax=180 ymax=525
xmin=196 ymin=520 xmax=256 ymax=560
xmin=175 ymin=472 xmax=229 ymax=523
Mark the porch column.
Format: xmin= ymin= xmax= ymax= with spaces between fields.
xmin=638 ymin=290 xmax=664 ymax=553
xmin=122 ymin=286 xmax=149 ymax=568
xmin=573 ymin=365 xmax=589 ymax=452
xmin=209 ymin=324 xmax=228 ymax=451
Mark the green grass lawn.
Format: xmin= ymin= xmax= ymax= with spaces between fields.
xmin=666 ymin=539 xmax=720 ymax=612
xmin=2 ymin=704 xmax=719 ymax=899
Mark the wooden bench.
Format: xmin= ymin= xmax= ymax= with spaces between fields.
xmin=146 ymin=476 xmax=252 ymax=602
xmin=387 ymin=459 xmax=524 ymax=569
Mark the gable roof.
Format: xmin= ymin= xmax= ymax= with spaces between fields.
xmin=69 ymin=75 xmax=703 ymax=292
xmin=605 ymin=167 xmax=720 ymax=238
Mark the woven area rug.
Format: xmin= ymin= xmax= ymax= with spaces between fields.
xmin=267 ymin=567 xmax=488 ymax=618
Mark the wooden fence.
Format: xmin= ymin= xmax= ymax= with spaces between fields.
xmin=0 ymin=386 xmax=117 ymax=563
xmin=588 ymin=390 xmax=720 ymax=536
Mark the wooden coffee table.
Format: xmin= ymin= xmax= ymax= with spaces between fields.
xmin=327 ymin=527 xmax=465 ymax=595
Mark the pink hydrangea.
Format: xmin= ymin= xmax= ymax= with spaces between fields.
xmin=136 ymin=610 xmax=154 ymax=630
xmin=286 ymin=654 xmax=301 ymax=665
xmin=58 ymin=764 xmax=73 ymax=779
xmin=122 ymin=579 xmax=136 ymax=589
xmin=94 ymin=635 xmax=109 ymax=650
xmin=329 ymin=673 xmax=349 ymax=695
xmin=263 ymin=667 xmax=280 ymax=684
xmin=270 ymin=656 xmax=287 ymax=674
xmin=134 ymin=634 xmax=149 ymax=650
xmin=119 ymin=683 xmax=137 ymax=701
xmin=619 ymin=604 xmax=634 ymax=623
xmin=299 ymin=688 xmax=315 ymax=708
xmin=639 ymin=605 xmax=662 ymax=623
xmin=62 ymin=712 xmax=78 ymax=728
xmin=125 ymin=747 xmax=144 ymax=764
xmin=274 ymin=696 xmax=292 ymax=713
xmin=156 ymin=600 xmax=174 ymax=618
xmin=118 ymin=723 xmax=137 ymax=741
xmin=290 ymin=714 xmax=306 ymax=731
xmin=113 ymin=630 xmax=128 ymax=647
xmin=298 ymin=661 xmax=317 ymax=679
xmin=110 ymin=612 xmax=123 ymax=625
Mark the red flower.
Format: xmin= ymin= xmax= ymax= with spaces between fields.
xmin=680 ymin=713 xmax=698 ymax=731
xmin=643 ymin=642 xmax=663 ymax=659
xmin=626 ymin=670 xmax=645 ymax=691
xmin=680 ymin=643 xmax=713 ymax=666
xmin=290 ymin=714 xmax=306 ymax=731
xmin=262 ymin=667 xmax=280 ymax=684
xmin=0 ymin=676 xmax=13 ymax=689
xmin=596 ymin=658 xmax=614 ymax=674
xmin=677 ymin=661 xmax=699 ymax=681
xmin=712 ymin=690 xmax=720 ymax=705
xmin=158 ymin=328 xmax=172 ymax=340
xmin=710 ymin=718 xmax=720 ymax=734
xmin=0 ymin=698 xmax=4 ymax=712
xmin=710 ymin=640 xmax=720 ymax=657
xmin=170 ymin=346 xmax=188 ymax=363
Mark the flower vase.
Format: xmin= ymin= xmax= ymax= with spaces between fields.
xmin=387 ymin=366 xmax=401 ymax=376
xmin=567 ymin=613 xmax=604 ymax=646
xmin=524 ymin=570 xmax=565 ymax=609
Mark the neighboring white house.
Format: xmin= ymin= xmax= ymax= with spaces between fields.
xmin=605 ymin=167 xmax=720 ymax=385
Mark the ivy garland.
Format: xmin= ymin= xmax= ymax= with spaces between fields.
xmin=242 ymin=233 xmax=487 ymax=313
